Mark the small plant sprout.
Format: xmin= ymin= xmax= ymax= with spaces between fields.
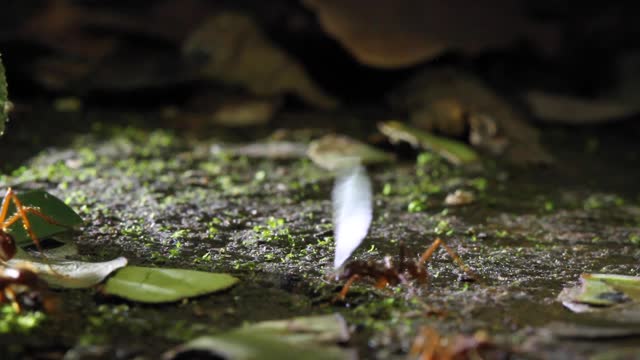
xmin=335 ymin=238 xmax=477 ymax=300
xmin=331 ymin=163 xmax=373 ymax=269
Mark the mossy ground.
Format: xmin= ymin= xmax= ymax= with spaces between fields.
xmin=1 ymin=109 xmax=639 ymax=359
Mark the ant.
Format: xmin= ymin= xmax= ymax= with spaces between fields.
xmin=0 ymin=188 xmax=66 ymax=312
xmin=334 ymin=238 xmax=478 ymax=300
xmin=0 ymin=187 xmax=64 ymax=262
xmin=0 ymin=264 xmax=57 ymax=313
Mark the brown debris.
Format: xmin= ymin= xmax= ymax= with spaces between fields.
xmin=304 ymin=0 xmax=558 ymax=68
xmin=184 ymin=12 xmax=339 ymax=110
xmin=391 ymin=68 xmax=553 ymax=164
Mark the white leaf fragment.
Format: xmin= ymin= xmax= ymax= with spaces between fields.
xmin=9 ymin=250 xmax=128 ymax=289
xmin=332 ymin=164 xmax=373 ymax=268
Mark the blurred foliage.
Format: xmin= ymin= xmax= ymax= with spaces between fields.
xmin=0 ymin=53 xmax=7 ymax=136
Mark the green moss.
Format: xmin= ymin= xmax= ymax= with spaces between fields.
xmin=252 ymin=217 xmax=293 ymax=245
xmin=408 ymin=198 xmax=427 ymax=213
xmin=434 ymin=220 xmax=452 ymax=235
xmin=0 ymin=306 xmax=46 ymax=334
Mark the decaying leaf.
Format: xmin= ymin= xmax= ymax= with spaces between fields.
xmin=210 ymin=97 xmax=280 ymax=127
xmin=378 ymin=121 xmax=479 ymax=166
xmin=184 ymin=12 xmax=338 ymax=110
xmin=102 ymin=266 xmax=239 ymax=303
xmin=304 ymin=0 xmax=558 ymax=68
xmin=0 ymin=53 xmax=8 ymax=136
xmin=8 ymin=251 xmax=128 ymax=289
xmin=390 ymin=68 xmax=552 ymax=164
xmin=307 ymin=134 xmax=394 ymax=171
xmin=213 ymin=141 xmax=309 ymax=159
xmin=332 ymin=164 xmax=372 ymax=269
xmin=163 ymin=314 xmax=352 ymax=360
xmin=525 ymin=91 xmax=637 ymax=124
xmin=558 ymin=273 xmax=640 ymax=313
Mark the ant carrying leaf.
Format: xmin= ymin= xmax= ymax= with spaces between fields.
xmin=0 ymin=187 xmax=81 ymax=311
xmin=0 ymin=188 xmax=80 ymax=262
xmin=334 ymin=238 xmax=478 ymax=300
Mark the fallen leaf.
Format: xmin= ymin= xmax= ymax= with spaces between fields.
xmin=307 ymin=134 xmax=395 ymax=171
xmin=213 ymin=141 xmax=309 ymax=159
xmin=332 ymin=165 xmax=372 ymax=268
xmin=389 ymin=68 xmax=553 ymax=164
xmin=6 ymin=190 xmax=83 ymax=247
xmin=378 ymin=121 xmax=479 ymax=166
xmin=8 ymin=251 xmax=127 ymax=289
xmin=184 ymin=12 xmax=338 ymax=109
xmin=163 ymin=314 xmax=352 ymax=360
xmin=525 ymin=91 xmax=636 ymax=124
xmin=558 ymin=273 xmax=640 ymax=313
xmin=102 ymin=266 xmax=239 ymax=303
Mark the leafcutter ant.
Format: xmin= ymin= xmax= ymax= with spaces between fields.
xmin=0 ymin=264 xmax=56 ymax=313
xmin=335 ymin=238 xmax=478 ymax=300
xmin=0 ymin=187 xmax=67 ymax=312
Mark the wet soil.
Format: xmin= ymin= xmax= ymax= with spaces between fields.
xmin=1 ymin=109 xmax=639 ymax=359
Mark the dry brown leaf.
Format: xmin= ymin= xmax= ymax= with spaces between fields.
xmin=391 ymin=68 xmax=552 ymax=164
xmin=304 ymin=0 xmax=558 ymax=68
xmin=184 ymin=12 xmax=338 ymax=110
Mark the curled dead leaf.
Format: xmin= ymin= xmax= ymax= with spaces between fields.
xmin=184 ymin=12 xmax=338 ymax=109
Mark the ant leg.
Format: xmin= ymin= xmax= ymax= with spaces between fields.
xmin=22 ymin=207 xmax=71 ymax=229
xmin=438 ymin=240 xmax=478 ymax=280
xmin=4 ymin=287 xmax=22 ymax=313
xmin=1 ymin=190 xmax=47 ymax=255
xmin=418 ymin=238 xmax=443 ymax=266
xmin=336 ymin=274 xmax=360 ymax=300
xmin=0 ymin=187 xmax=12 ymax=224
xmin=418 ymin=238 xmax=478 ymax=280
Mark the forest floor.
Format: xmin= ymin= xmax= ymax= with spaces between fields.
xmin=1 ymin=108 xmax=639 ymax=359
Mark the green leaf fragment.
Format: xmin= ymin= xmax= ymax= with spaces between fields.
xmin=5 ymin=190 xmax=83 ymax=246
xmin=103 ymin=266 xmax=239 ymax=303
xmin=0 ymin=53 xmax=8 ymax=136
xmin=559 ymin=273 xmax=640 ymax=311
xmin=584 ymin=273 xmax=640 ymax=303
xmin=378 ymin=121 xmax=479 ymax=165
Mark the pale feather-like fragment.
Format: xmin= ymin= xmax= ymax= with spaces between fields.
xmin=332 ymin=164 xmax=372 ymax=269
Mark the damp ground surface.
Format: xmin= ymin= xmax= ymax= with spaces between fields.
xmin=1 ymin=110 xmax=640 ymax=359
